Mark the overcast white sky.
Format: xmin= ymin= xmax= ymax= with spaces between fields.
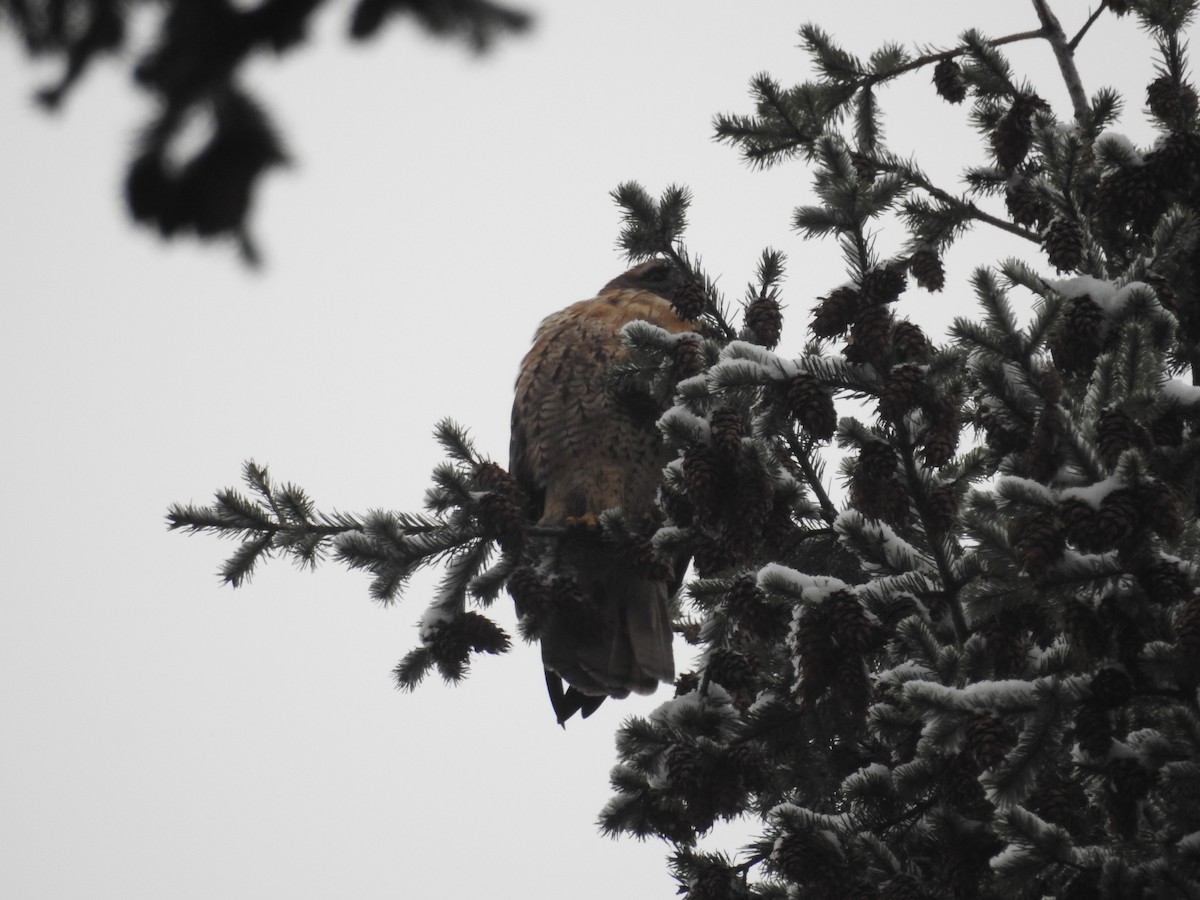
xmin=1 ymin=2 xmax=1186 ymax=897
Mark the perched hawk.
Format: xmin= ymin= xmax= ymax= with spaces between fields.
xmin=510 ymin=259 xmax=693 ymax=724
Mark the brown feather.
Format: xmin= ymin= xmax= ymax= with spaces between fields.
xmin=510 ymin=261 xmax=693 ymax=722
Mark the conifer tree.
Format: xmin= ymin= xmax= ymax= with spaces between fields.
xmin=169 ymin=2 xmax=1200 ymax=897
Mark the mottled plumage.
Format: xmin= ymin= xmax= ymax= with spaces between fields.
xmin=510 ymin=259 xmax=693 ymax=723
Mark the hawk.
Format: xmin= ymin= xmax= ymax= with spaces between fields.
xmin=510 ymin=259 xmax=694 ymax=724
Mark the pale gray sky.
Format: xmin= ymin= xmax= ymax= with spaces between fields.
xmin=0 ymin=3 xmax=1181 ymax=897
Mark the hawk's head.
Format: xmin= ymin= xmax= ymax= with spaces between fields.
xmin=600 ymin=258 xmax=684 ymax=297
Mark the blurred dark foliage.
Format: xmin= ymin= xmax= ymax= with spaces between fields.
xmin=1 ymin=0 xmax=531 ymax=262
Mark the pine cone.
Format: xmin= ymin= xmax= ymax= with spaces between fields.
xmin=1035 ymin=777 xmax=1087 ymax=831
xmin=507 ymin=565 xmax=553 ymax=623
xmin=1147 ymin=74 xmax=1199 ymax=124
xmin=1060 ymin=872 xmax=1101 ymax=900
xmin=1150 ymin=410 xmax=1185 ymax=447
xmin=626 ymin=534 xmax=673 ymax=581
xmin=787 ymin=372 xmax=838 ymax=441
xmin=1145 ymin=131 xmax=1200 ymax=191
xmin=674 ymin=670 xmax=700 ymax=697
xmin=1016 ymin=511 xmax=1065 ymax=576
xmin=861 ymin=265 xmax=907 ymax=304
xmin=745 ymin=295 xmax=783 ymax=349
xmin=1063 ymin=598 xmax=1109 ymax=662
xmin=1175 ymin=592 xmax=1200 ymax=657
xmin=884 ymin=873 xmax=927 ymax=900
xmin=710 ymin=406 xmax=746 ymax=459
xmin=828 ymin=589 xmax=876 ymax=651
xmin=891 ymin=320 xmax=932 ymax=363
xmin=1074 ymin=700 xmax=1113 ymax=757
xmin=477 ymin=489 xmax=528 ymax=552
xmin=1137 ymin=558 xmax=1190 ymax=605
xmin=1097 ymin=407 xmax=1150 ymax=466
xmin=811 ymin=287 xmax=862 ymax=338
xmin=858 ymin=440 xmax=898 ymax=480
xmin=1006 ymin=180 xmax=1052 ymax=230
xmin=1059 ymin=498 xmax=1104 ymax=552
xmin=1144 ymin=482 xmax=1184 ymax=542
xmin=834 ymin=653 xmax=871 ymax=719
xmin=982 ymin=618 xmax=1027 ymax=677
xmin=670 ymin=279 xmax=707 ymax=320
xmin=794 ymin=610 xmax=835 ymax=709
xmin=1097 ymin=489 xmax=1141 ymax=549
xmin=925 ymin=481 xmax=960 ymax=537
xmin=1044 ymin=217 xmax=1084 ymax=273
xmin=682 ymin=444 xmax=718 ymax=518
xmin=1108 ymin=757 xmax=1157 ymax=798
xmin=1049 ymin=296 xmax=1104 ymax=376
xmin=909 ymin=248 xmax=945 ymax=292
xmin=851 ymin=151 xmax=878 ymax=183
xmin=921 ymin=393 xmax=961 ymax=468
xmin=963 ymin=715 xmax=1012 ymax=770
xmin=674 ymin=335 xmax=705 ymax=378
xmin=933 ymin=58 xmax=966 ymax=103
xmin=945 ymin=754 xmax=988 ymax=812
xmin=845 ymin=304 xmax=894 ymax=366
xmin=992 ymin=94 xmax=1047 ymax=171
xmin=693 ymin=534 xmax=735 ymax=577
xmin=707 ymin=649 xmax=757 ymax=692
xmin=1090 ymin=667 xmax=1133 ymax=709
xmin=666 ymin=743 xmax=708 ymax=791
xmin=877 ymin=363 xmax=926 ymax=424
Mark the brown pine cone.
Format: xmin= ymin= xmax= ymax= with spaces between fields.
xmin=1175 ymin=592 xmax=1200 ymax=657
xmin=1097 ymin=407 xmax=1150 ymax=466
xmin=1006 ymin=180 xmax=1052 ymax=230
xmin=674 ymin=335 xmax=705 ymax=378
xmin=933 ymin=58 xmax=967 ymax=103
xmin=1063 ymin=598 xmax=1108 ymax=661
xmin=745 ymin=295 xmax=783 ymax=349
xmin=1138 ymin=558 xmax=1190 ymax=605
xmin=879 ymin=363 xmax=928 ymax=424
xmin=1090 ymin=667 xmax=1133 ymax=709
xmin=1059 ymin=498 xmax=1104 ymax=552
xmin=891 ymin=320 xmax=932 ymax=363
xmin=851 ymin=151 xmax=878 ymax=183
xmin=828 ymin=589 xmax=875 ymax=651
xmin=858 ymin=440 xmax=898 ymax=480
xmin=670 ymin=279 xmax=707 ymax=320
xmin=1097 ymin=489 xmax=1141 ymax=549
xmin=666 ymin=743 xmax=708 ymax=791
xmin=507 ymin=566 xmax=553 ymax=622
xmin=964 ymin=715 xmax=1013 ymax=770
xmin=1044 ymin=217 xmax=1084 ymax=273
xmin=811 ymin=286 xmax=862 ymax=338
xmin=1150 ymin=411 xmax=1185 ymax=447
xmin=834 ymin=653 xmax=871 ymax=719
xmin=1108 ymin=757 xmax=1157 ymax=798
xmin=861 ymin=265 xmax=907 ymax=304
xmin=1034 ymin=777 xmax=1087 ymax=830
xmin=682 ymin=444 xmax=718 ymax=517
xmin=477 ymin=489 xmax=528 ymax=552
xmin=1049 ymin=296 xmax=1104 ymax=375
xmin=707 ymin=649 xmax=758 ymax=692
xmin=992 ymin=94 xmax=1048 ymax=171
xmin=1074 ymin=701 xmax=1113 ymax=757
xmin=925 ymin=481 xmax=960 ymax=538
xmin=982 ymin=617 xmax=1026 ymax=677
xmin=845 ymin=304 xmax=894 ymax=366
xmin=787 ymin=372 xmax=838 ymax=441
xmin=1147 ymin=74 xmax=1199 ymax=124
xmin=909 ymin=248 xmax=945 ymax=292
xmin=921 ymin=415 xmax=960 ymax=468
xmin=710 ymin=406 xmax=746 ymax=460
xmin=1144 ymin=482 xmax=1184 ymax=542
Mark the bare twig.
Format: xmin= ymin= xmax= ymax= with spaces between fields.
xmin=1068 ymin=2 xmax=1110 ymax=51
xmin=1032 ymin=0 xmax=1091 ymax=121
